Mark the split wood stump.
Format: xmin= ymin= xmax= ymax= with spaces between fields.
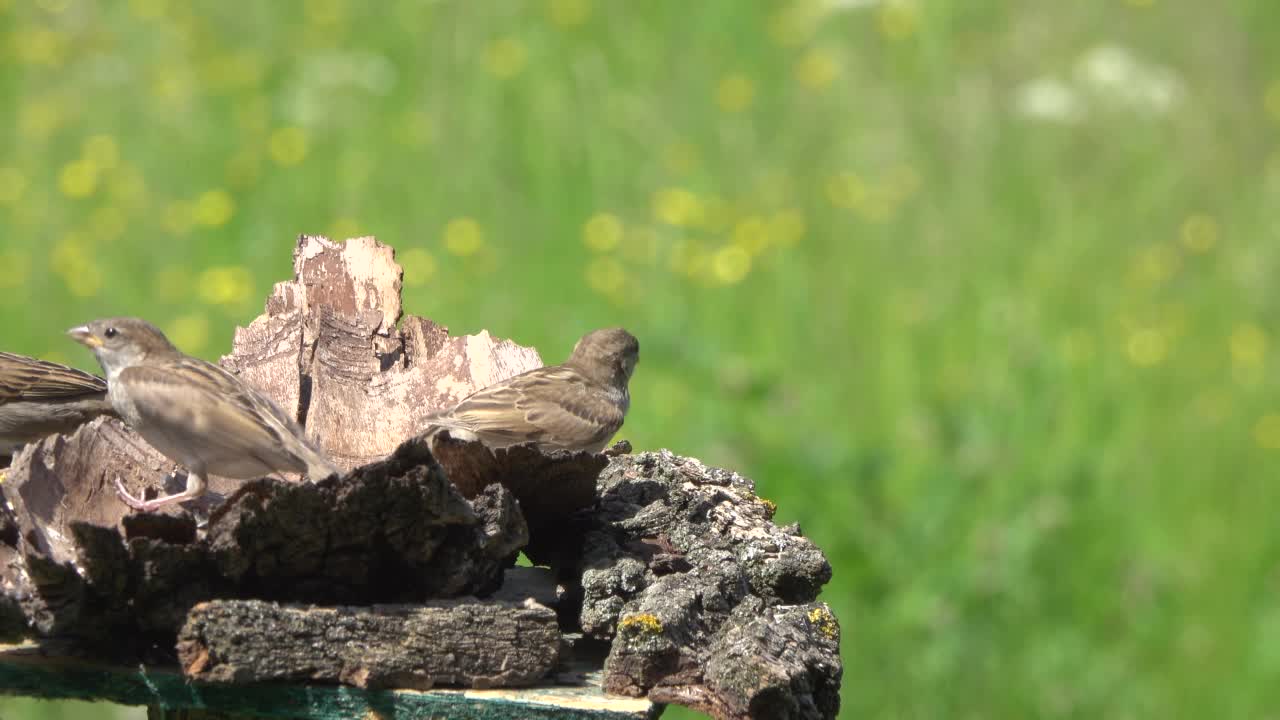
xmin=0 ymin=236 xmax=841 ymax=719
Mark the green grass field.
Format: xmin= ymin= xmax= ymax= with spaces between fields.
xmin=2 ymin=1 xmax=1278 ymax=718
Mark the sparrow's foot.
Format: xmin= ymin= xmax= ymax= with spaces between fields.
xmin=114 ymin=476 xmax=202 ymax=513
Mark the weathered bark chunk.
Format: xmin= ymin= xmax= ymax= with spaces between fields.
xmin=177 ymin=598 xmax=561 ymax=689
xmin=565 ymin=451 xmax=840 ymax=719
xmin=0 ymin=435 xmax=527 ymax=655
xmin=224 ymin=235 xmax=543 ymax=473
xmin=431 ymin=434 xmax=608 ymax=563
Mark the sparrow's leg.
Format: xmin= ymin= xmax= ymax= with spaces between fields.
xmin=114 ymin=467 xmax=208 ymax=512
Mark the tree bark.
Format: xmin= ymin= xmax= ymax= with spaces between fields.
xmin=177 ymin=598 xmax=561 ymax=690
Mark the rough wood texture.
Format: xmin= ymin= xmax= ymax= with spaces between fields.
xmin=177 ymin=598 xmax=561 ymax=689
xmin=432 ymin=434 xmax=610 ymax=564
xmin=224 ymin=235 xmax=543 ymax=472
xmin=562 ymin=451 xmax=841 ymax=720
xmin=0 ymin=641 xmax=658 ymax=719
xmin=1 ymin=432 xmax=526 ymax=655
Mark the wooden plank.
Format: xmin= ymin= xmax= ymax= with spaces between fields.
xmin=0 ymin=643 xmax=658 ymax=720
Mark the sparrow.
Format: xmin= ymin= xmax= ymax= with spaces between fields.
xmin=0 ymin=351 xmax=117 ymax=457
xmin=68 ymin=317 xmax=339 ymax=512
xmin=423 ymin=327 xmax=639 ymax=453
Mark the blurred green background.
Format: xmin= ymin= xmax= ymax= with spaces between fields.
xmin=2 ymin=0 xmax=1277 ymax=718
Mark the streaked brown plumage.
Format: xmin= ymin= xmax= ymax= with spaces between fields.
xmin=0 ymin=351 xmax=117 ymax=456
xmin=68 ymin=317 xmax=339 ymax=512
xmin=423 ymin=327 xmax=639 ymax=453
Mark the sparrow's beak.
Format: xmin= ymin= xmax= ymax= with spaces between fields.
xmin=67 ymin=326 xmax=101 ymax=348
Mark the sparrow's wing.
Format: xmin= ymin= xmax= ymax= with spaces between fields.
xmin=116 ymin=359 xmax=313 ymax=467
xmin=427 ymin=366 xmax=623 ymax=451
xmin=0 ymin=351 xmax=107 ymax=401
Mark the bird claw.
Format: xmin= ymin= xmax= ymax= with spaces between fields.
xmin=113 ymin=476 xmax=157 ymax=511
xmin=113 ymin=476 xmax=176 ymax=513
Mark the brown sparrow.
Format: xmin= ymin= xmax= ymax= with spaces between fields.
xmin=424 ymin=327 xmax=639 ymax=453
xmin=68 ymin=317 xmax=339 ymax=512
xmin=0 ymin=351 xmax=117 ymax=458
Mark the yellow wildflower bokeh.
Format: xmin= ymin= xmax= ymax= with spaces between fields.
xmin=586 ymin=256 xmax=626 ymax=296
xmin=879 ymin=1 xmax=921 ymax=40
xmin=168 ymin=313 xmax=210 ymax=354
xmin=547 ymin=0 xmax=592 ymax=28
xmin=128 ymin=0 xmax=168 ymax=20
xmin=485 ymin=37 xmax=528 ymax=79
xmin=1126 ymin=328 xmax=1168 ymax=367
xmin=1254 ymin=414 xmax=1280 ymax=450
xmin=796 ymin=49 xmax=839 ymax=91
xmin=83 ymin=135 xmax=120 ymax=170
xmin=584 ymin=213 xmax=624 ymax=253
xmin=716 ymin=74 xmax=756 ymax=113
xmin=198 ymin=265 xmax=254 ymax=306
xmin=269 ymin=127 xmax=310 ymax=166
xmin=401 ymin=247 xmax=438 ymax=287
xmin=653 ymin=187 xmax=703 ymax=227
xmin=1230 ymin=324 xmax=1267 ymax=368
xmin=443 ymin=217 xmax=484 ymax=256
xmin=58 ymin=161 xmax=99 ymax=199
xmin=0 ymin=168 xmax=27 ymax=206
xmin=194 ymin=189 xmax=236 ymax=227
xmin=711 ymin=244 xmax=752 ymax=285
xmin=1180 ymin=214 xmax=1218 ymax=253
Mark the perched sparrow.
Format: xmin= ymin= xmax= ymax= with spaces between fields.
xmin=68 ymin=317 xmax=339 ymax=512
xmin=424 ymin=327 xmax=639 ymax=453
xmin=0 ymin=351 xmax=117 ymax=457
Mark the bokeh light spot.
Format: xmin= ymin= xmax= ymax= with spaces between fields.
xmin=401 ymin=248 xmax=438 ymax=287
xmin=653 ymin=187 xmax=703 ymax=227
xmin=586 ymin=256 xmax=626 ymax=295
xmin=769 ymin=210 xmax=806 ymax=246
xmin=485 ymin=37 xmax=528 ymax=79
xmin=304 ymin=0 xmax=346 ymax=25
xmin=128 ymin=0 xmax=167 ymax=19
xmin=547 ymin=0 xmax=592 ymax=27
xmin=1254 ymin=414 xmax=1280 ymax=450
xmin=443 ymin=217 xmax=484 ymax=256
xmin=0 ymin=168 xmax=28 ymax=206
xmin=1230 ymin=323 xmax=1267 ymax=368
xmin=716 ymin=74 xmax=756 ymax=113
xmin=712 ymin=245 xmax=752 ymax=285
xmin=733 ymin=217 xmax=769 ymax=254
xmin=58 ymin=161 xmax=98 ymax=198
xmin=395 ymin=110 xmax=433 ymax=148
xmin=878 ymin=0 xmax=920 ymax=40
xmin=169 ymin=313 xmax=210 ymax=354
xmin=329 ymin=217 xmax=362 ymax=241
xmin=198 ymin=266 xmax=254 ymax=306
xmin=584 ymin=213 xmax=624 ymax=253
xmin=796 ymin=49 xmax=839 ymax=91
xmin=13 ymin=27 xmax=67 ymax=66
xmin=1180 ymin=214 xmax=1218 ymax=253
xmin=194 ymin=189 xmax=236 ymax=227
xmin=51 ymin=232 xmax=100 ymax=297
xmin=83 ymin=135 xmax=120 ymax=170
xmin=1126 ymin=329 xmax=1167 ymax=367
xmin=269 ymin=127 xmax=310 ymax=166
xmin=825 ymin=172 xmax=867 ymax=209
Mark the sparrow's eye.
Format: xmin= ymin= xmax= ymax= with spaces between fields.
xmin=104 ymin=327 xmax=118 ymax=339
